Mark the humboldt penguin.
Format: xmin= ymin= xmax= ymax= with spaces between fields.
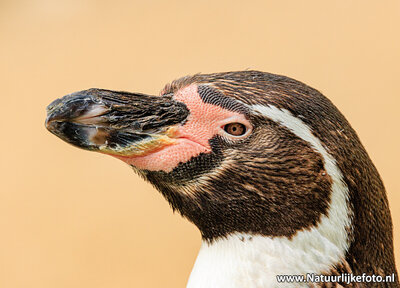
xmin=46 ymin=71 xmax=398 ymax=287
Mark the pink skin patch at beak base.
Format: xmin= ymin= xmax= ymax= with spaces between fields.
xmin=113 ymin=84 xmax=250 ymax=172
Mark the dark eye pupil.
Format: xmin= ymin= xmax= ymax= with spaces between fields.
xmin=224 ymin=123 xmax=246 ymax=136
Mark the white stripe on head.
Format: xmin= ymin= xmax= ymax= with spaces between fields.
xmin=187 ymin=104 xmax=352 ymax=288
xmin=250 ymin=104 xmax=352 ymax=253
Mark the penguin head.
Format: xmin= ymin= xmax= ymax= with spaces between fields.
xmin=46 ymin=71 xmax=354 ymax=242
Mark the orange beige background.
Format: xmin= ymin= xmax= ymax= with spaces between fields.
xmin=1 ymin=1 xmax=399 ymax=287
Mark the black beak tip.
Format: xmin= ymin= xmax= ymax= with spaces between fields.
xmin=45 ymin=101 xmax=65 ymax=132
xmin=46 ymin=98 xmax=63 ymax=113
xmin=45 ymin=91 xmax=103 ymax=126
xmin=45 ymin=115 xmax=55 ymax=132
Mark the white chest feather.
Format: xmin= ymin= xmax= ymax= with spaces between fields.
xmin=187 ymin=232 xmax=344 ymax=288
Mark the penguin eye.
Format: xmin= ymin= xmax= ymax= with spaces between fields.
xmin=223 ymin=123 xmax=246 ymax=136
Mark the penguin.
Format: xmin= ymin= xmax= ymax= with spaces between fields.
xmin=46 ymin=71 xmax=398 ymax=287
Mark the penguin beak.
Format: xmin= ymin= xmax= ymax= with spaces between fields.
xmin=45 ymin=88 xmax=189 ymax=156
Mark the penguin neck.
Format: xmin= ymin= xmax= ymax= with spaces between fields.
xmin=187 ymin=232 xmax=346 ymax=288
xmin=187 ymin=157 xmax=353 ymax=287
xmin=185 ymin=123 xmax=354 ymax=287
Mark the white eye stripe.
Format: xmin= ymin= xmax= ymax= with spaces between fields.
xmin=250 ymin=103 xmax=351 ymax=262
xmin=188 ymin=104 xmax=353 ymax=288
